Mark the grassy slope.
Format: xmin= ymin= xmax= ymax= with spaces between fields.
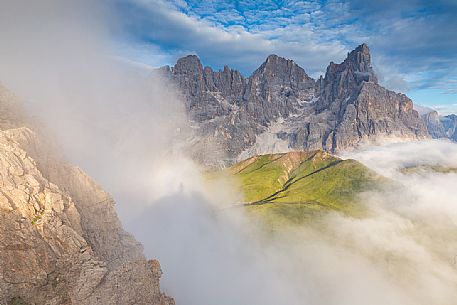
xmin=217 ymin=150 xmax=383 ymax=227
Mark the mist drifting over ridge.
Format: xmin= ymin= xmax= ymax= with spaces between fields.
xmin=128 ymin=139 xmax=457 ymax=305
xmin=0 ymin=1 xmax=457 ymax=305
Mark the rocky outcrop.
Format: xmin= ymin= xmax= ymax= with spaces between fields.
xmin=0 ymin=86 xmax=174 ymax=305
xmin=312 ymin=44 xmax=428 ymax=150
xmin=330 ymin=81 xmax=429 ymax=150
xmin=159 ymin=44 xmax=430 ymax=165
xmin=422 ymin=111 xmax=447 ymax=138
xmin=157 ymin=53 xmax=316 ymax=165
xmin=246 ymin=54 xmax=315 ymax=124
xmin=441 ymin=114 xmax=457 ymax=141
xmin=423 ymin=111 xmax=457 ymax=141
xmin=315 ymin=43 xmax=377 ymax=113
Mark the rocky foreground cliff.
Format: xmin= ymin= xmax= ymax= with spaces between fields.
xmin=158 ymin=44 xmax=430 ymax=165
xmin=0 ymin=87 xmax=174 ymax=304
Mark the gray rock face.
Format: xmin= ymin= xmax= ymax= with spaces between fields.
xmin=306 ymin=43 xmax=428 ymax=151
xmin=441 ymin=114 xmax=457 ymax=141
xmin=422 ymin=111 xmax=447 ymax=138
xmin=423 ymin=111 xmax=457 ymax=141
xmin=316 ymin=43 xmax=378 ymax=113
xmin=0 ymin=86 xmax=174 ymax=305
xmin=157 ymin=44 xmax=430 ymax=165
xmin=246 ymin=54 xmax=315 ymax=124
xmin=330 ymin=82 xmax=429 ymax=150
xmin=158 ymin=53 xmax=316 ymax=165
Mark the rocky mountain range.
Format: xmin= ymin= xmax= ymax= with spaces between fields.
xmin=158 ymin=43 xmax=433 ymax=166
xmin=0 ymin=86 xmax=174 ymax=305
xmin=422 ymin=110 xmax=457 ymax=141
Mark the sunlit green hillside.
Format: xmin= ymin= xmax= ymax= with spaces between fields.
xmin=213 ymin=150 xmax=385 ymax=227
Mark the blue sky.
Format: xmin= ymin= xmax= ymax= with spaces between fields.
xmin=115 ymin=0 xmax=457 ymax=114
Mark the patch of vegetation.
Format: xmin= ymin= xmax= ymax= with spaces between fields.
xmin=8 ymin=297 xmax=30 ymax=305
xmin=210 ymin=150 xmax=385 ymax=227
xmin=31 ymin=209 xmax=45 ymax=225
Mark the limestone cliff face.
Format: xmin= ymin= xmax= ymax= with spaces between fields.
xmin=246 ymin=54 xmax=315 ymax=124
xmin=314 ymin=44 xmax=428 ymax=151
xmin=158 ymin=53 xmax=315 ymax=165
xmin=330 ymin=82 xmax=429 ymax=150
xmin=315 ymin=43 xmax=377 ymax=113
xmin=441 ymin=114 xmax=457 ymax=141
xmin=0 ymin=87 xmax=174 ymax=305
xmin=159 ymin=44 xmax=430 ymax=165
xmin=422 ymin=111 xmax=457 ymax=141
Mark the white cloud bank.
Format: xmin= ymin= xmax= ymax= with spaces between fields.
xmin=127 ymin=140 xmax=457 ymax=305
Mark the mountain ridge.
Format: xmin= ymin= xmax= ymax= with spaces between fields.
xmin=157 ymin=44 xmax=431 ymax=166
xmin=422 ymin=110 xmax=457 ymax=141
xmin=206 ymin=149 xmax=385 ymax=228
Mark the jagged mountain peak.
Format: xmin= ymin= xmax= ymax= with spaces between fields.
xmin=316 ymin=43 xmax=379 ymax=112
xmin=171 ymin=55 xmax=243 ymax=78
xmin=159 ymin=44 xmax=431 ymax=164
xmin=354 ymin=42 xmax=370 ymax=55
xmin=252 ymin=54 xmax=312 ymax=82
xmin=345 ymin=43 xmax=375 ymax=78
xmin=173 ymin=54 xmax=203 ymax=74
xmin=258 ymin=54 xmax=303 ymax=69
xmin=176 ymin=54 xmax=200 ymax=64
xmin=264 ymin=54 xmax=292 ymax=64
xmin=170 ymin=44 xmax=372 ymax=82
xmin=325 ymin=43 xmax=376 ymax=82
xmin=344 ymin=43 xmax=371 ymax=65
xmin=171 ymin=53 xmax=310 ymax=80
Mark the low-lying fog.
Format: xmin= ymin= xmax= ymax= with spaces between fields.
xmin=128 ymin=140 xmax=457 ymax=305
xmin=1 ymin=1 xmax=456 ymax=305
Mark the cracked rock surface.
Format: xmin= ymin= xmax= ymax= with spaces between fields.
xmin=0 ymin=86 xmax=174 ymax=305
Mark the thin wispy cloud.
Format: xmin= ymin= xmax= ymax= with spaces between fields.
xmin=114 ymin=0 xmax=457 ymax=108
xmin=117 ymin=0 xmax=349 ymax=77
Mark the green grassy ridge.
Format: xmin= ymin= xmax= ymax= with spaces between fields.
xmin=229 ymin=151 xmax=337 ymax=201
xmin=211 ymin=150 xmax=385 ymax=226
xmin=228 ymin=150 xmax=381 ymax=207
